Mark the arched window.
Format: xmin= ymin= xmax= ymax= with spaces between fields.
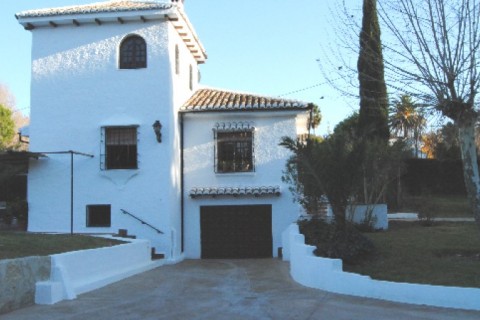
xmin=119 ymin=35 xmax=147 ymax=69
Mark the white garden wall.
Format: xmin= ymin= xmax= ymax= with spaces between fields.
xmin=326 ymin=204 xmax=388 ymax=230
xmin=347 ymin=204 xmax=388 ymax=230
xmin=35 ymin=237 xmax=161 ymax=305
xmin=283 ymin=224 xmax=480 ymax=311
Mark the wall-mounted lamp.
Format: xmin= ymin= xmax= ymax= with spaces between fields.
xmin=152 ymin=120 xmax=162 ymax=143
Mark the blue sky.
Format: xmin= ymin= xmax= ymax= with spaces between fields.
xmin=1 ymin=0 xmax=361 ymax=135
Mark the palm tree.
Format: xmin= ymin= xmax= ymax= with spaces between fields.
xmin=389 ymin=95 xmax=425 ymax=157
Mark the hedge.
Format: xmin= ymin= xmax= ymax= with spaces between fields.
xmin=402 ymin=159 xmax=466 ymax=196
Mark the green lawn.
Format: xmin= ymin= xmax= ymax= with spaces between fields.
xmin=397 ymin=194 xmax=471 ymax=218
xmin=344 ymin=221 xmax=480 ymax=288
xmin=0 ymin=232 xmax=124 ymax=260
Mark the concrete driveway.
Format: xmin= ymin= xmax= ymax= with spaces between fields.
xmin=2 ymin=259 xmax=479 ymax=320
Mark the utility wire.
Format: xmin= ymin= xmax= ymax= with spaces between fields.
xmin=277 ymin=76 xmax=348 ymax=98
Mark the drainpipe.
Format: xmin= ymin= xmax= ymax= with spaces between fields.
xmin=180 ymin=113 xmax=185 ymax=253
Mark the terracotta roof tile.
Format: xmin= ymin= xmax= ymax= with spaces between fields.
xmin=181 ymin=88 xmax=308 ymax=113
xmin=16 ymin=1 xmax=173 ymax=19
xmin=189 ymin=186 xmax=281 ymax=198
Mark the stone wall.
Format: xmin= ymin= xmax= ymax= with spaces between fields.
xmin=0 ymin=256 xmax=51 ymax=314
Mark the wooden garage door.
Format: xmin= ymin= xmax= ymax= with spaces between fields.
xmin=200 ymin=205 xmax=272 ymax=259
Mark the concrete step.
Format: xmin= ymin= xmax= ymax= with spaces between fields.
xmin=151 ymin=248 xmax=165 ymax=260
xmin=115 ymin=229 xmax=137 ymax=239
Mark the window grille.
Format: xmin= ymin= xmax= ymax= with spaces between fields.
xmin=119 ymin=35 xmax=147 ymax=69
xmin=100 ymin=126 xmax=139 ymax=170
xmin=214 ymin=127 xmax=255 ymax=173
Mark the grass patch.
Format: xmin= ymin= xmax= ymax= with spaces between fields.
xmin=0 ymin=232 xmax=124 ymax=260
xmin=398 ymin=194 xmax=471 ymax=218
xmin=344 ymin=221 xmax=480 ymax=288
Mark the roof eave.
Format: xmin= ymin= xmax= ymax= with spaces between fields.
xmin=16 ymin=9 xmax=176 ymax=30
xmin=16 ymin=6 xmax=207 ymax=64
xmin=179 ymin=107 xmax=310 ymax=114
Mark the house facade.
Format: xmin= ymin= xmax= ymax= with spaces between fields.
xmin=16 ymin=0 xmax=311 ymax=260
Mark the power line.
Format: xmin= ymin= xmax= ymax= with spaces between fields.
xmin=277 ymin=82 xmax=328 ymax=97
xmin=277 ymin=76 xmax=348 ymax=98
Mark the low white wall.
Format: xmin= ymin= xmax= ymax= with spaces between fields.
xmin=35 ymin=237 xmax=162 ymax=305
xmin=326 ymin=204 xmax=388 ymax=230
xmin=283 ymin=223 xmax=480 ymax=311
xmin=347 ymin=204 xmax=388 ymax=230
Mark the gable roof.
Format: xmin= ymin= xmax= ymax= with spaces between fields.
xmin=15 ymin=1 xmax=173 ymax=19
xmin=180 ymin=88 xmax=309 ymax=113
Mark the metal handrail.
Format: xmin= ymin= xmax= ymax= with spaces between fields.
xmin=120 ymin=209 xmax=164 ymax=234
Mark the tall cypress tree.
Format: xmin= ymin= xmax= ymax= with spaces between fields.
xmin=357 ymin=0 xmax=389 ymax=142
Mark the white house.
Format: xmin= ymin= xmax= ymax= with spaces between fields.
xmin=16 ymin=0 xmax=312 ymax=260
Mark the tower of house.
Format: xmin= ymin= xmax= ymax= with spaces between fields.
xmin=16 ymin=0 xmax=206 ymax=258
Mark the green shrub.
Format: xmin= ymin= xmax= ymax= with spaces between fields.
xmin=298 ymin=218 xmax=375 ymax=265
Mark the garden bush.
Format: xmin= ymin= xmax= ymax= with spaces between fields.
xmin=298 ymin=218 xmax=375 ymax=265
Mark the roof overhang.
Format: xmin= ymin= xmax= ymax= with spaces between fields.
xmin=16 ymin=2 xmax=207 ymax=64
xmin=180 ymin=88 xmax=311 ymax=113
xmin=0 ymin=151 xmax=46 ymax=165
xmin=16 ymin=10 xmax=175 ymax=29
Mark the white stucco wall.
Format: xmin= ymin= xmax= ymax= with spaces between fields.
xmin=182 ymin=111 xmax=307 ymax=258
xmin=27 ymin=17 xmax=190 ymax=258
xmin=166 ymin=21 xmax=200 ymax=258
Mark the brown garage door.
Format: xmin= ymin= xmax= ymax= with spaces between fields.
xmin=200 ymin=205 xmax=272 ymax=259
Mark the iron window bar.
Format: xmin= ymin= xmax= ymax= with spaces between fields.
xmin=213 ymin=122 xmax=255 ymax=174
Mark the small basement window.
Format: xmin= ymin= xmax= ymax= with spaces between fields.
xmin=86 ymin=205 xmax=111 ymax=227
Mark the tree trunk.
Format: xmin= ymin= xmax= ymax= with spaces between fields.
xmin=330 ymin=203 xmax=347 ymax=228
xmin=457 ymin=119 xmax=480 ymax=230
xmin=396 ymin=166 xmax=402 ymax=209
